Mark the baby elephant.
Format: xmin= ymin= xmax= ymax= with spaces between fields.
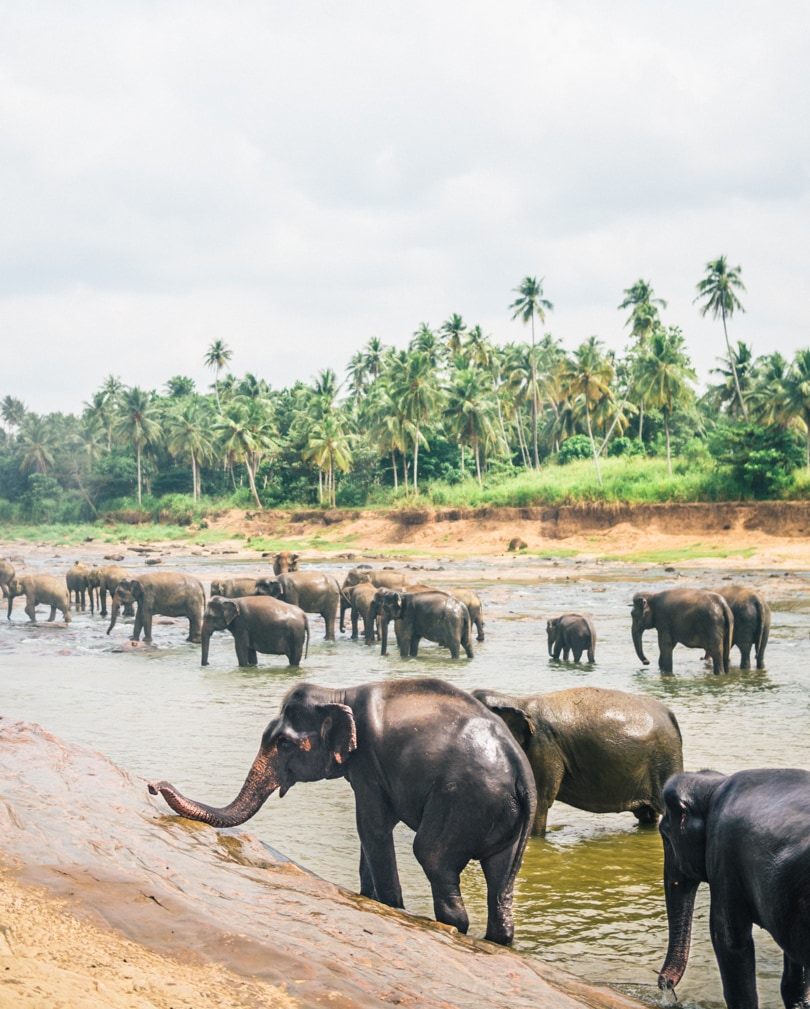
xmin=546 ymin=613 xmax=596 ymax=662
xmin=473 ymin=687 xmax=683 ymax=836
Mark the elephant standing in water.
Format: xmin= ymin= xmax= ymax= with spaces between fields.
xmin=369 ymin=589 xmax=473 ymax=659
xmin=254 ymin=572 xmax=340 ymax=641
xmin=546 ymin=613 xmax=596 ymax=662
xmin=339 ymin=567 xmax=408 ymax=633
xmin=201 ymin=595 xmax=309 ymax=667
xmin=209 ymin=576 xmax=259 ymax=599
xmin=706 ymin=585 xmax=770 ymax=669
xmin=473 ymin=687 xmax=682 ymax=835
xmin=107 ymin=572 xmax=205 ymax=643
xmin=631 ymin=587 xmax=733 ymax=674
xmin=658 ymin=768 xmax=810 ymax=1009
xmin=150 ymin=677 xmax=536 ymax=945
xmin=66 ymin=561 xmax=92 ymax=611
xmin=272 ymin=551 xmax=300 ymax=575
xmin=7 ymin=574 xmax=71 ymax=623
xmin=89 ymin=564 xmax=132 ymax=618
xmin=0 ymin=560 xmax=15 ymax=598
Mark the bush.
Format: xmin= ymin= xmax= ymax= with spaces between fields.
xmin=606 ymin=436 xmax=644 ymax=458
xmin=556 ymin=435 xmax=593 ymax=465
xmin=709 ymin=424 xmax=803 ymax=499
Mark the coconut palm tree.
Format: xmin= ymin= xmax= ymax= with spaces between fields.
xmin=164 ymin=375 xmax=196 ymax=398
xmin=302 ymin=412 xmax=353 ymax=507
xmin=439 ymin=314 xmax=467 ymax=359
xmin=164 ymin=397 xmax=216 ymax=501
xmin=112 ymin=387 xmax=163 ymax=505
xmin=708 ymin=342 xmax=755 ymax=419
xmin=444 ymin=367 xmax=499 ymax=487
xmin=618 ymin=279 xmax=667 ymax=331
xmin=748 ymin=351 xmax=789 ymax=427
xmin=694 ymin=256 xmax=747 ymax=419
xmin=1 ymin=396 xmax=27 ymax=431
xmin=15 ymin=414 xmax=57 ymax=475
xmin=388 ymin=350 xmax=441 ymax=493
xmin=509 ymin=276 xmax=553 ymax=468
xmin=216 ymin=398 xmax=278 ymax=508
xmin=635 ymin=327 xmax=697 ymax=475
xmin=409 ymin=323 xmax=445 ymax=369
xmin=204 ymin=340 xmax=233 ymax=413
xmin=779 ymin=349 xmax=810 ymax=470
xmin=559 ymin=337 xmax=614 ymax=485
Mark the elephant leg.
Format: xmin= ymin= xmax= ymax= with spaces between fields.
xmin=781 ymin=952 xmax=810 ymax=1009
xmin=350 ymin=608 xmax=359 ymax=640
xmin=246 ymin=647 xmax=257 ymax=665
xmin=632 ymin=804 xmax=659 ymax=825
xmin=463 ymin=638 xmax=473 ymax=659
xmin=131 ymin=608 xmax=144 ymax=641
xmin=737 ymin=643 xmax=752 ymax=670
xmin=412 ymin=835 xmax=469 ymax=936
xmin=323 ymin=608 xmax=336 ymax=641
xmin=572 ymin=646 xmax=583 ymax=662
xmin=587 ymin=646 xmax=595 ymax=662
xmin=48 ymin=605 xmax=57 ymax=621
xmin=710 ymin=904 xmax=758 ymax=1009
xmin=25 ymin=600 xmax=37 ymax=621
xmin=187 ymin=613 xmax=202 ymax=644
xmin=532 ymin=802 xmax=550 ymax=836
xmin=562 ymin=645 xmax=571 ymax=660
xmin=449 ymin=639 xmax=460 ymax=659
xmin=140 ymin=610 xmax=154 ymax=641
xmin=480 ymin=842 xmax=523 ymax=945
xmin=657 ymin=633 xmax=674 ymax=674
xmin=475 ymin=617 xmax=485 ymax=642
xmin=288 ymin=637 xmax=303 ymax=666
xmin=709 ymin=647 xmax=724 ymax=676
xmin=409 ymin=635 xmax=421 ymax=657
xmin=233 ymin=634 xmax=251 ymax=667
xmin=356 ymin=824 xmax=403 ymax=908
xmin=552 ymin=642 xmax=562 ymax=660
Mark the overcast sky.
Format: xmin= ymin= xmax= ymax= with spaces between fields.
xmin=3 ymin=1 xmax=808 ymax=415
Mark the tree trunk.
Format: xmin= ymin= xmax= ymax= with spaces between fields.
xmin=665 ymin=410 xmax=672 ymax=476
xmin=391 ymin=451 xmax=398 ymax=491
xmin=723 ymin=306 xmax=748 ymax=420
xmin=586 ymin=405 xmax=602 ymax=486
xmin=136 ymin=445 xmax=142 ymax=506
xmin=413 ymin=422 xmax=420 ymax=493
xmin=245 ymin=459 xmax=261 ymax=509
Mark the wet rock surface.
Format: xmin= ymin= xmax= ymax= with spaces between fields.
xmin=0 ymin=718 xmax=645 ymax=1009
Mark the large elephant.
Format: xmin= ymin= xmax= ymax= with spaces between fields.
xmin=546 ymin=613 xmax=596 ymax=662
xmin=0 ymin=559 xmax=15 ymax=599
xmin=149 ymin=677 xmax=536 ymax=945
xmin=201 ymin=595 xmax=309 ymax=667
xmin=658 ymin=768 xmax=810 ymax=1009
xmin=66 ymin=561 xmax=92 ymax=612
xmin=473 ymin=687 xmax=682 ymax=836
xmin=209 ymin=576 xmax=259 ymax=599
xmin=706 ymin=585 xmax=770 ymax=670
xmin=369 ymin=588 xmax=473 ymax=659
xmin=631 ymin=587 xmax=733 ymax=675
xmin=347 ymin=582 xmax=380 ymax=644
xmin=7 ymin=574 xmax=71 ymax=623
xmin=272 ymin=551 xmax=300 ymax=575
xmin=107 ymin=571 xmax=205 ymax=643
xmin=339 ymin=567 xmax=408 ymax=633
xmin=89 ymin=564 xmax=132 ymax=618
xmin=254 ymin=572 xmax=340 ymax=641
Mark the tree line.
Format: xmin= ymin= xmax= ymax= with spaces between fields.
xmin=2 ymin=257 xmax=810 ymax=521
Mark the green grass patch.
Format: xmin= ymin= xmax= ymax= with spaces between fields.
xmin=601 ymin=543 xmax=758 ymax=564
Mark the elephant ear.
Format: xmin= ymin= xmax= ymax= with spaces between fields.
xmin=472 ymin=692 xmax=534 ymax=750
xmin=318 ymin=703 xmax=358 ymax=776
xmin=130 ymin=580 xmax=144 ymax=601
xmin=221 ymin=599 xmax=240 ymax=625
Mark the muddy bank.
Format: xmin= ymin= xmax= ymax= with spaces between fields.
xmin=0 ymin=719 xmax=646 ymax=1009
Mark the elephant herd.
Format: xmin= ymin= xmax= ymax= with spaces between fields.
xmin=4 ymin=550 xmax=805 ymax=1008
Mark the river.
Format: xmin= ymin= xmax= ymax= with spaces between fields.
xmin=2 ymin=551 xmax=809 ymax=1009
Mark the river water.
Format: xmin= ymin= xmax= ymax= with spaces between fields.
xmin=2 ymin=551 xmax=810 ymax=1009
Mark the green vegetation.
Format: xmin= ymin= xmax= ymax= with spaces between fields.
xmin=3 ymin=262 xmax=810 ymax=527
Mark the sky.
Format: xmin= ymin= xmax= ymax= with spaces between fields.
xmin=3 ymin=1 xmax=809 ymax=416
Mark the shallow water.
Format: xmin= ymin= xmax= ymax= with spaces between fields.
xmin=3 ymin=554 xmax=810 ymax=1009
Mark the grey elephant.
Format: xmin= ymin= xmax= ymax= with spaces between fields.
xmin=272 ymin=551 xmax=300 ymax=575
xmin=546 ymin=613 xmax=596 ymax=662
xmin=706 ymin=585 xmax=770 ymax=670
xmin=658 ymin=768 xmax=810 ymax=1009
xmin=0 ymin=559 xmax=15 ymax=599
xmin=149 ymin=677 xmax=536 ymax=945
xmin=201 ymin=595 xmax=309 ymax=667
xmin=107 ymin=571 xmax=205 ymax=643
xmin=7 ymin=574 xmax=71 ymax=623
xmin=209 ymin=576 xmax=259 ymax=598
xmin=369 ymin=588 xmax=473 ymax=659
xmin=339 ymin=567 xmax=408 ymax=633
xmin=473 ymin=687 xmax=683 ymax=836
xmin=254 ymin=572 xmax=340 ymax=641
xmin=347 ymin=582 xmax=380 ymax=644
xmin=632 ymin=587 xmax=733 ymax=675
xmin=66 ymin=561 xmax=92 ymax=611
xmin=87 ymin=564 xmax=134 ymax=618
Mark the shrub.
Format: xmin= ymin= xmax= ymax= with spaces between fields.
xmin=709 ymin=424 xmax=803 ymax=499
xmin=556 ymin=435 xmax=593 ymax=465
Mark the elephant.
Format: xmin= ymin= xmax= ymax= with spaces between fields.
xmin=546 ymin=613 xmax=596 ymax=662
xmin=631 ymin=587 xmax=733 ymax=675
xmin=107 ymin=571 xmax=205 ymax=643
xmin=272 ymin=551 xmax=300 ymax=575
xmin=658 ymin=768 xmax=810 ymax=1009
xmin=7 ymin=574 xmax=71 ymax=623
xmin=369 ymin=588 xmax=473 ymax=659
xmin=149 ymin=677 xmax=537 ymax=945
xmin=371 ymin=583 xmax=484 ymax=648
xmin=704 ymin=585 xmax=770 ymax=670
xmin=339 ymin=567 xmax=408 ymax=633
xmin=254 ymin=572 xmax=340 ymax=641
xmin=66 ymin=561 xmax=93 ymax=612
xmin=347 ymin=582 xmax=380 ymax=644
xmin=209 ymin=576 xmax=259 ymax=599
xmin=473 ymin=687 xmax=683 ymax=836
xmin=201 ymin=595 xmax=310 ymax=667
xmin=0 ymin=559 xmax=15 ymax=599
xmin=89 ymin=564 xmax=133 ymax=618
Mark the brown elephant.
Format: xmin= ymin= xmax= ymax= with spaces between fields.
xmin=547 ymin=613 xmax=596 ymax=662
xmin=339 ymin=567 xmax=408 ymax=633
xmin=273 ymin=551 xmax=300 ymax=575
xmin=631 ymin=587 xmax=733 ymax=675
xmin=347 ymin=582 xmax=380 ymax=644
xmin=0 ymin=560 xmax=15 ymax=599
xmin=371 ymin=584 xmax=484 ymax=650
xmin=369 ymin=588 xmax=473 ymax=659
xmin=705 ymin=584 xmax=770 ymax=670
xmin=66 ymin=561 xmax=93 ymax=612
xmin=254 ymin=572 xmax=340 ymax=640
xmin=209 ymin=576 xmax=259 ymax=598
xmin=107 ymin=571 xmax=205 ymax=643
xmin=7 ymin=574 xmax=71 ymax=623
xmin=201 ymin=595 xmax=309 ymax=667
xmin=89 ymin=565 xmax=133 ymax=618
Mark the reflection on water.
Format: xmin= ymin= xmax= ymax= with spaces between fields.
xmin=2 ymin=555 xmax=809 ymax=1008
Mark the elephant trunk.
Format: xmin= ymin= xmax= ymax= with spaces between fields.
xmin=149 ymin=745 xmax=279 ymax=828
xmin=658 ymin=863 xmax=699 ymax=991
xmin=379 ymin=611 xmax=389 ymax=656
xmin=106 ymin=596 xmax=120 ymax=635
xmin=632 ymin=623 xmax=649 ymax=665
xmin=200 ymin=621 xmax=213 ymax=666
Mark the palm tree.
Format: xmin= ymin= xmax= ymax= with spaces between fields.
xmin=216 ymin=398 xmax=278 ymax=508
xmin=439 ymin=314 xmax=467 ymax=358
xmin=164 ymin=375 xmax=196 ymax=398
xmin=635 ymin=327 xmax=697 ymax=475
xmin=509 ymin=276 xmax=553 ymax=468
xmin=618 ymin=279 xmax=667 ymax=331
xmin=302 ymin=412 xmax=353 ymax=507
xmin=15 ymin=414 xmax=57 ymax=475
xmin=463 ymin=325 xmax=494 ymax=370
xmin=164 ymin=398 xmax=216 ymax=501
xmin=1 ymin=396 xmax=27 ymax=431
xmin=749 ymin=351 xmax=789 ymax=427
xmin=360 ymin=336 xmax=387 ymax=382
xmin=389 ymin=350 xmax=441 ymax=493
xmin=779 ymin=349 xmax=810 ymax=470
xmin=559 ymin=337 xmax=614 ymax=485
xmin=112 ymin=387 xmax=163 ymax=505
xmin=409 ymin=323 xmax=445 ymax=369
xmin=444 ymin=367 xmax=499 ymax=487
xmin=694 ymin=256 xmax=748 ymax=419
xmin=204 ymin=339 xmax=233 ymax=413
xmin=708 ymin=342 xmax=755 ymax=419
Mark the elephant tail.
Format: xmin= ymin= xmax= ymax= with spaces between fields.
xmin=755 ymin=596 xmax=770 ymax=662
xmin=304 ymin=615 xmax=310 ymax=660
xmin=721 ymin=597 xmax=733 ymax=674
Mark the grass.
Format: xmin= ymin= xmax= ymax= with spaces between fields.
xmin=602 ymin=544 xmax=758 ymax=564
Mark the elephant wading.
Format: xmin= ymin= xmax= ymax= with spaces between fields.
xmin=7 ymin=574 xmax=71 ymax=623
xmin=632 ymin=587 xmax=733 ymax=675
xmin=66 ymin=561 xmax=93 ymax=612
xmin=89 ymin=565 xmax=132 ymax=618
xmin=473 ymin=687 xmax=683 ymax=836
xmin=210 ymin=576 xmax=259 ymax=599
xmin=547 ymin=613 xmax=596 ymax=662
xmin=107 ymin=572 xmax=205 ymax=643
xmin=149 ymin=677 xmax=536 ymax=945
xmin=0 ymin=560 xmax=16 ymax=599
xmin=347 ymin=582 xmax=380 ymax=644
xmin=370 ymin=589 xmax=473 ymax=659
xmin=339 ymin=567 xmax=408 ymax=633
xmin=706 ymin=585 xmax=771 ymax=670
xmin=254 ymin=572 xmax=340 ymax=641
xmin=658 ymin=768 xmax=810 ymax=1009
xmin=272 ymin=551 xmax=300 ymax=575
xmin=201 ymin=595 xmax=309 ymax=667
